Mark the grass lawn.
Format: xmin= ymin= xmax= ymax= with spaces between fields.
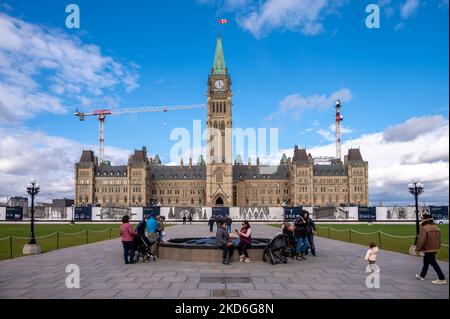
xmin=0 ymin=222 xmax=171 ymax=261
xmin=272 ymin=223 xmax=449 ymax=261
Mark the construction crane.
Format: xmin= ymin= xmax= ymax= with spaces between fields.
xmin=74 ymin=104 xmax=206 ymax=164
xmin=335 ymin=99 xmax=343 ymax=160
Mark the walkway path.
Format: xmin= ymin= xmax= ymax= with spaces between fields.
xmin=0 ymin=224 xmax=448 ymax=299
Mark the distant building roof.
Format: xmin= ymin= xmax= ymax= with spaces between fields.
xmin=313 ymin=163 xmax=347 ymax=176
xmin=129 ymin=147 xmax=149 ymax=164
xmin=347 ymin=148 xmax=364 ymax=161
xmin=96 ymin=165 xmax=128 ymax=176
xmin=292 ymin=146 xmax=310 ymax=163
xmin=79 ymin=150 xmax=95 ymax=163
xmin=150 ymin=165 xmax=206 ymax=180
xmin=233 ymin=165 xmax=289 ymax=180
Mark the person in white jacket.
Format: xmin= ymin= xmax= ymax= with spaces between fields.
xmin=365 ymin=242 xmax=379 ymax=271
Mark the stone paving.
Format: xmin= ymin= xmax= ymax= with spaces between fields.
xmin=0 ymin=224 xmax=448 ymax=299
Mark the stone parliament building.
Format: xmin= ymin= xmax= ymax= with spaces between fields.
xmin=75 ymin=36 xmax=369 ymax=208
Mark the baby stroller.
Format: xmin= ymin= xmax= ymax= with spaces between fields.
xmin=134 ymin=220 xmax=156 ymax=263
xmin=135 ymin=234 xmax=156 ymax=263
xmin=262 ymin=233 xmax=294 ymax=265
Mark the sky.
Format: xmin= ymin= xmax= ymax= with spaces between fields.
xmin=0 ymin=0 xmax=448 ymax=205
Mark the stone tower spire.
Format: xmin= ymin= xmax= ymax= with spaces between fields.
xmin=212 ymin=34 xmax=227 ymax=75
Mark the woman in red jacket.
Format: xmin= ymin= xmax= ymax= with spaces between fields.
xmin=236 ymin=220 xmax=252 ymax=263
xmin=120 ymin=215 xmax=137 ymax=264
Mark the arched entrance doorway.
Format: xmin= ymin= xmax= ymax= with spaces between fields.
xmin=215 ymin=197 xmax=224 ymax=206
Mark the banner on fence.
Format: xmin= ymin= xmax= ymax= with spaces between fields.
xmin=313 ymin=206 xmax=358 ymax=220
xmin=160 ymin=207 xmax=208 ymax=220
xmin=143 ymin=206 xmax=161 ymax=220
xmin=376 ymin=206 xmax=429 ymax=220
xmin=211 ymin=207 xmax=229 ymax=219
xmin=283 ymin=207 xmax=303 ymax=221
xmin=74 ymin=207 xmax=92 ymax=221
xmin=358 ymin=206 xmax=376 ymax=221
xmin=5 ymin=207 xmax=23 ymax=221
xmin=429 ymin=206 xmax=449 ymax=220
xmin=230 ymin=207 xmax=283 ymax=221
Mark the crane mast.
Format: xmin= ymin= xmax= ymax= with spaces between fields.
xmin=335 ymin=99 xmax=343 ymax=160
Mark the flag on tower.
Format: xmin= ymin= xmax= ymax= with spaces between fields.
xmin=218 ymin=18 xmax=229 ymax=24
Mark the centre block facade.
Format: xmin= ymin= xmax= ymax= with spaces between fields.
xmin=75 ymin=36 xmax=369 ymax=208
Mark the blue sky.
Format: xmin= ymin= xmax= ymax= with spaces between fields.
xmin=0 ymin=0 xmax=448 ymax=204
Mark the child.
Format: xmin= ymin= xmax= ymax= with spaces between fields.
xmin=365 ymin=242 xmax=379 ymax=271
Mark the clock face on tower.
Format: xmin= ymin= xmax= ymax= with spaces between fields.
xmin=214 ymin=80 xmax=224 ymax=90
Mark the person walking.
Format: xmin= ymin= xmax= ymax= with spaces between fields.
xmin=182 ymin=215 xmax=187 ymax=225
xmin=303 ymin=211 xmax=317 ymax=256
xmin=120 ymin=215 xmax=137 ymax=264
xmin=294 ymin=213 xmax=309 ymax=260
xmin=415 ymin=213 xmax=447 ymax=284
xmin=364 ymin=242 xmax=379 ymax=271
xmin=188 ymin=214 xmax=193 ymax=225
xmin=146 ymin=214 xmax=159 ymax=257
xmin=216 ymin=221 xmax=234 ymax=265
xmin=208 ymin=216 xmax=215 ymax=232
xmin=236 ymin=220 xmax=252 ymax=263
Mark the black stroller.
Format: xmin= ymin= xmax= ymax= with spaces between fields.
xmin=262 ymin=233 xmax=294 ymax=265
xmin=134 ymin=221 xmax=156 ymax=263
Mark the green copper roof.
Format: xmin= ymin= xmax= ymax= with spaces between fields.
xmin=154 ymin=154 xmax=161 ymax=165
xmin=235 ymin=154 xmax=243 ymax=165
xmin=281 ymin=153 xmax=288 ymax=163
xmin=197 ymin=154 xmax=205 ymax=166
xmin=212 ymin=35 xmax=226 ymax=75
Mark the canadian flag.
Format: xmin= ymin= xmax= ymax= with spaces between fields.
xmin=219 ymin=19 xmax=229 ymax=24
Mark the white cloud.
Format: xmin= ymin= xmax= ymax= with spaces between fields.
xmin=400 ymin=0 xmax=421 ymax=19
xmin=261 ymin=116 xmax=449 ymax=205
xmin=0 ymin=13 xmax=139 ymax=123
xmin=0 ymin=127 xmax=131 ymax=202
xmin=382 ymin=115 xmax=447 ymax=142
xmin=317 ymin=123 xmax=353 ymax=142
xmin=198 ymin=0 xmax=348 ymax=38
xmin=267 ymin=88 xmax=352 ymax=120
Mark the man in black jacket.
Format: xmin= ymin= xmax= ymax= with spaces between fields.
xmin=294 ymin=213 xmax=309 ymax=260
xmin=303 ymin=211 xmax=317 ymax=256
xmin=216 ymin=221 xmax=234 ymax=265
xmin=208 ymin=217 xmax=215 ymax=232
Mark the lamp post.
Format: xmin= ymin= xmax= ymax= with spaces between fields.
xmin=23 ymin=179 xmax=42 ymax=255
xmin=408 ymin=180 xmax=424 ymax=251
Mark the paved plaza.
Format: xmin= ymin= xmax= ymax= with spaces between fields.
xmin=0 ymin=224 xmax=448 ymax=299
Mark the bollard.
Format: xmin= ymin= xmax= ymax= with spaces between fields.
xmin=9 ymin=236 xmax=13 ymax=259
xmin=56 ymin=232 xmax=59 ymax=249
xmin=349 ymin=229 xmax=352 ymax=243
xmin=86 ymin=230 xmax=89 ymax=244
xmin=109 ymin=227 xmax=112 ymax=240
xmin=328 ymin=227 xmax=331 ymax=239
xmin=378 ymin=231 xmax=382 ymax=248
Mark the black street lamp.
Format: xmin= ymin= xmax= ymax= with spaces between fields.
xmin=26 ymin=179 xmax=40 ymax=245
xmin=408 ymin=180 xmax=424 ymax=245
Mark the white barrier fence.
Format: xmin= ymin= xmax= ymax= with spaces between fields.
xmin=0 ymin=205 xmax=447 ymax=222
